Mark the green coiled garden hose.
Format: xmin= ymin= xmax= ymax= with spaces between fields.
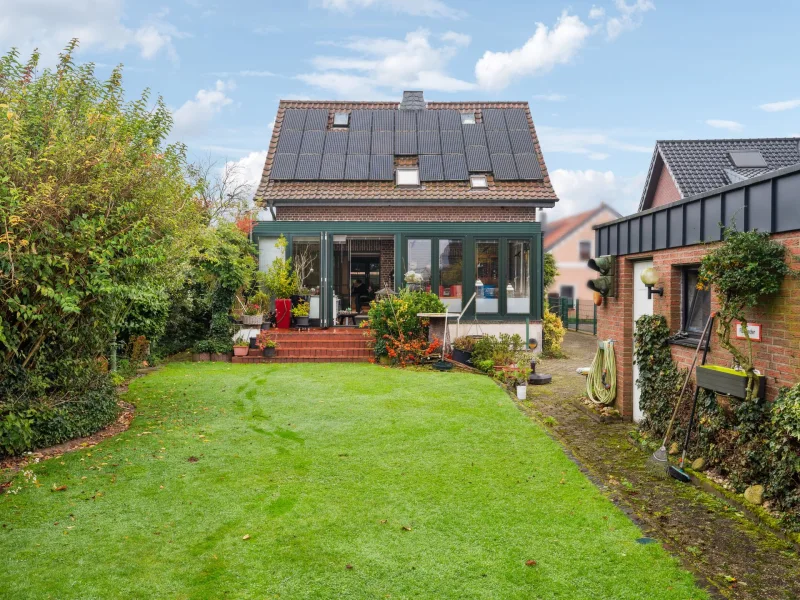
xmin=587 ymin=340 xmax=617 ymax=405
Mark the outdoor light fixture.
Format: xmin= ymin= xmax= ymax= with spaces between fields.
xmin=640 ymin=266 xmax=663 ymax=299
xmin=506 ymin=283 xmax=515 ymax=296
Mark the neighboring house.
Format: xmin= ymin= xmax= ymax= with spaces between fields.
xmin=252 ymin=91 xmax=558 ymax=346
xmin=638 ymin=137 xmax=800 ymax=212
xmin=593 ymin=137 xmax=800 ymax=421
xmin=543 ymin=203 xmax=621 ymax=302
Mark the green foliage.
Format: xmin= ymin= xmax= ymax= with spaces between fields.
xmin=365 ymin=289 xmax=445 ymax=358
xmin=292 ymin=300 xmax=310 ymax=317
xmin=0 ymin=412 xmax=34 ymax=456
xmin=542 ymin=308 xmax=566 ymax=358
xmin=471 ymin=334 xmax=527 ymax=367
xmin=699 ymin=226 xmax=790 ymax=400
xmin=543 ymin=252 xmax=558 ymax=291
xmin=0 ymin=42 xmax=201 ymax=453
xmin=452 ymin=336 xmax=477 ymax=352
xmin=264 ymin=235 xmax=299 ymax=300
xmin=633 ymin=315 xmax=685 ymax=439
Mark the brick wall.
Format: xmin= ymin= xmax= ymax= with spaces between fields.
xmin=649 ymin=166 xmax=682 ymax=209
xmin=596 ymin=232 xmax=800 ymax=420
xmin=277 ymin=206 xmax=537 ymax=222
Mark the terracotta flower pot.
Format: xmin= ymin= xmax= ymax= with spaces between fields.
xmin=233 ymin=346 xmax=249 ymax=357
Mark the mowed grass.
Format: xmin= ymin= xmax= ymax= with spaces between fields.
xmin=0 ymin=363 xmax=706 ymax=599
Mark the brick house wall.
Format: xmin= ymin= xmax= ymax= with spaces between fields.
xmin=649 ymin=166 xmax=682 ymax=209
xmin=596 ymin=232 xmax=800 ymax=420
xmin=276 ymin=206 xmax=537 ymax=222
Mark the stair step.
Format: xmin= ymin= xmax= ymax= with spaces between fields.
xmin=232 ymin=356 xmax=371 ymax=364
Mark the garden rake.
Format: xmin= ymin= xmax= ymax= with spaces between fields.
xmin=648 ymin=313 xmax=714 ymax=477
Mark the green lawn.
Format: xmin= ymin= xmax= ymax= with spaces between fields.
xmin=1 ymin=363 xmax=706 ymax=599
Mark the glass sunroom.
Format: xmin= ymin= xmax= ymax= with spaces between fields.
xmin=253 ymin=220 xmax=544 ymax=328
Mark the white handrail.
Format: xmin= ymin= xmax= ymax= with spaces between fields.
xmin=456 ymin=292 xmax=477 ymax=340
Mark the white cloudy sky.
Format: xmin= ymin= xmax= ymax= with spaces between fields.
xmin=3 ymin=0 xmax=800 ymax=218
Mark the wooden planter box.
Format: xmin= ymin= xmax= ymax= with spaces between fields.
xmin=193 ymin=352 xmax=210 ymax=362
xmin=211 ymin=353 xmax=231 ymax=362
xmin=696 ymin=365 xmax=765 ymax=400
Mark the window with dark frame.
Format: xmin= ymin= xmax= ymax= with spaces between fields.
xmin=681 ymin=266 xmax=711 ymax=338
xmin=560 ymin=285 xmax=574 ymax=299
xmin=579 ymin=240 xmax=591 ymax=261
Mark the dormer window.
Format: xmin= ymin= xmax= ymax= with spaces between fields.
xmin=460 ymin=112 xmax=476 ymax=125
xmin=396 ymin=167 xmax=420 ymax=187
xmin=333 ymin=112 xmax=350 ymax=127
xmin=470 ymin=174 xmax=488 ymax=189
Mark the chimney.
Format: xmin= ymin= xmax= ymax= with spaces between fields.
xmin=399 ymin=90 xmax=426 ymax=110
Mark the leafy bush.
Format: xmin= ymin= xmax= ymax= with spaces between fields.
xmin=471 ymin=334 xmax=527 ymax=367
xmin=453 ymin=336 xmax=478 ymax=352
xmin=542 ymin=308 xmax=566 ymax=358
xmin=264 ymin=235 xmax=299 ymax=300
xmin=365 ymin=289 xmax=445 ymax=360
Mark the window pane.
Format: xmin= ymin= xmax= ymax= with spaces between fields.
xmin=475 ymin=240 xmax=499 ymax=313
xmin=507 ymin=240 xmax=530 ymax=313
xmin=406 ymin=239 xmax=431 ymax=291
xmin=684 ymin=269 xmax=711 ymax=334
xmin=293 ymin=237 xmax=321 ymax=319
xmin=438 ymin=239 xmax=463 ymax=312
xmin=579 ymin=240 xmax=591 ymax=261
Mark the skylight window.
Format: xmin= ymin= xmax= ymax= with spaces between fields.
xmin=728 ymin=150 xmax=767 ymax=168
xmin=470 ymin=174 xmax=488 ymax=189
xmin=460 ymin=112 xmax=476 ymax=125
xmin=333 ymin=112 xmax=350 ymax=127
xmin=395 ymin=167 xmax=420 ymax=187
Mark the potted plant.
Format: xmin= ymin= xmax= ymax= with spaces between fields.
xmin=241 ymin=302 xmax=263 ymax=326
xmin=264 ymin=236 xmax=300 ymax=330
xmin=503 ymin=366 xmax=532 ymax=400
xmin=233 ymin=340 xmax=250 ymax=357
xmin=452 ymin=336 xmax=476 ymax=365
xmin=292 ymin=300 xmax=310 ymax=328
xmin=256 ymin=331 xmax=278 ymax=357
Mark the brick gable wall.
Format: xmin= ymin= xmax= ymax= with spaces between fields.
xmin=596 ymin=232 xmax=800 ymax=420
xmin=649 ymin=165 xmax=682 ymax=209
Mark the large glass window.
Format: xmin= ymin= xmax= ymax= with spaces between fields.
xmin=506 ymin=240 xmax=530 ymax=314
xmin=475 ymin=240 xmax=499 ymax=313
xmin=293 ymin=237 xmax=321 ymax=319
xmin=682 ymin=267 xmax=711 ymax=338
xmin=438 ymin=239 xmax=463 ymax=312
xmin=406 ymin=239 xmax=432 ymax=291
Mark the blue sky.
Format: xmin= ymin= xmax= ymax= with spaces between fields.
xmin=3 ymin=0 xmax=800 ymax=218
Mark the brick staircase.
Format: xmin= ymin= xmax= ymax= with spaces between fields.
xmin=231 ymin=328 xmax=373 ymax=364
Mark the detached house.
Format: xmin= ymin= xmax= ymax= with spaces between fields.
xmin=252 ymin=91 xmax=558 ymax=344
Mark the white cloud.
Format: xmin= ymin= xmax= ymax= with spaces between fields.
xmin=0 ymin=1 xmax=185 ymax=64
xmin=298 ymin=28 xmax=474 ymax=98
xmin=208 ymin=70 xmax=277 ymax=77
xmin=589 ymin=6 xmax=606 ymax=19
xmin=706 ymin=119 xmax=744 ymax=132
xmin=320 ymin=0 xmax=466 ymax=19
xmin=537 ymin=126 xmax=652 ymax=159
xmin=606 ymin=0 xmax=655 ymax=40
xmin=223 ymin=150 xmax=271 ymax=219
xmin=533 ymin=93 xmax=567 ymax=102
xmin=475 ymin=12 xmax=592 ymax=90
xmin=172 ymin=80 xmax=235 ymax=140
xmin=441 ymin=31 xmax=471 ymax=46
xmin=759 ymin=98 xmax=800 ymax=113
xmin=548 ymin=169 xmax=647 ymax=219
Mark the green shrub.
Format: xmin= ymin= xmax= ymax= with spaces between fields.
xmin=365 ymin=289 xmax=445 ymax=358
xmin=542 ymin=308 xmax=566 ymax=358
xmin=471 ymin=334 xmax=526 ymax=367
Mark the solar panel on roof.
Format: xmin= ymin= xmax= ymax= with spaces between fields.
xmin=462 ymin=123 xmax=487 ymax=147
xmin=441 ymin=130 xmax=464 ymax=153
xmin=491 ymin=153 xmax=518 ymax=180
xmin=344 ymin=154 xmax=370 ymax=180
xmin=394 ymin=131 xmax=417 ymax=155
xmin=281 ymin=109 xmax=307 ymax=130
xmin=417 ymin=110 xmax=439 ymax=131
xmin=418 ymin=130 xmax=441 ymax=154
xmin=270 ymin=153 xmax=298 ymax=180
xmin=509 ymin=128 xmax=535 ymax=154
xmin=514 ymin=153 xmax=543 ymax=180
xmin=487 ymin=130 xmax=512 ymax=154
xmin=466 ymin=146 xmax=491 ymax=172
xmin=304 ymin=109 xmax=328 ymax=131
xmin=324 ymin=130 xmax=348 ymax=154
xmin=299 ymin=130 xmax=325 ymax=154
xmin=437 ymin=110 xmax=461 ymax=130
xmin=504 ymin=108 xmax=528 ymax=130
xmin=348 ymin=131 xmax=370 ymax=154
xmin=349 ymin=110 xmax=372 ymax=131
xmin=295 ymin=154 xmax=322 ymax=179
xmin=276 ymin=129 xmax=302 ymax=154
xmin=443 ymin=154 xmax=468 ymax=180
xmin=320 ymin=153 xmax=346 ymax=180
xmin=372 ymin=110 xmax=394 ymax=131
xmin=371 ymin=130 xmax=393 ymax=154
xmin=728 ymin=150 xmax=768 ymax=168
xmin=369 ymin=155 xmax=393 ymax=181
xmin=482 ymin=109 xmax=508 ymax=131
xmin=395 ymin=110 xmax=417 ymax=131
xmin=419 ymin=155 xmax=444 ymax=181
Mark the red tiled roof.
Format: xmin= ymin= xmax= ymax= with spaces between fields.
xmin=255 ymin=100 xmax=558 ymax=205
xmin=543 ymin=204 xmax=620 ymax=250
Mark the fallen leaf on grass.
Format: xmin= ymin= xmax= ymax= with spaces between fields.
xmin=345 ymin=564 xmax=353 ymax=570
xmin=525 ymin=559 xmax=537 ymax=567
xmin=401 ymin=525 xmax=412 ymax=531
xmin=51 ymin=485 xmax=67 ymax=492
xmin=187 ymin=456 xmax=199 ymax=463
xmin=242 ymin=534 xmax=250 ymax=540
xmin=379 ymin=519 xmax=388 ymax=525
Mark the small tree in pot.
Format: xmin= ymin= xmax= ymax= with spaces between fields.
xmin=292 ymin=300 xmax=310 ymax=328
xmin=256 ymin=331 xmax=278 ymax=357
xmin=264 ymin=236 xmax=300 ymax=329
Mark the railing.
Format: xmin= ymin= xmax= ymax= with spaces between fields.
xmin=455 ymin=292 xmax=478 ymax=340
xmin=547 ymin=296 xmax=597 ymax=335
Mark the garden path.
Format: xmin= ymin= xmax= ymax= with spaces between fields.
xmin=522 ymin=332 xmax=800 ymax=600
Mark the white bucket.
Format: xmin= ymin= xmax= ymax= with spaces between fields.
xmin=516 ymin=385 xmax=527 ymax=400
